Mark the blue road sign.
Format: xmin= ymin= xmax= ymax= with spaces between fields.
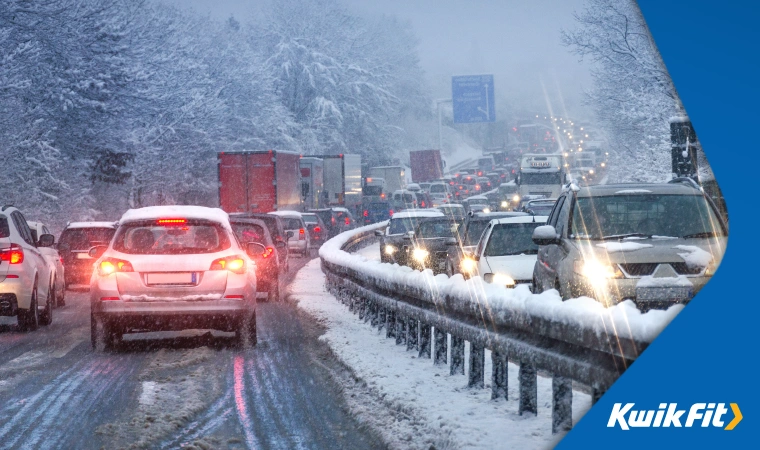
xmin=452 ymin=75 xmax=495 ymax=123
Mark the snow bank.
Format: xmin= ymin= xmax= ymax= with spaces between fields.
xmin=320 ymin=224 xmax=680 ymax=345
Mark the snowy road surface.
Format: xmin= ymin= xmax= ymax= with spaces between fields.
xmin=0 ymin=256 xmax=381 ymax=450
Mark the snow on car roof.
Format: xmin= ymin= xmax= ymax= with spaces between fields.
xmin=467 ymin=195 xmax=488 ymax=200
xmin=66 ymin=221 xmax=117 ymax=229
xmin=391 ymin=210 xmax=443 ymax=219
xmin=119 ymin=206 xmax=229 ymax=225
xmin=331 ymin=207 xmax=349 ymax=212
xmin=437 ymin=204 xmax=464 ymax=209
xmin=268 ymin=210 xmax=302 ymax=217
xmin=492 ymin=215 xmax=549 ymax=225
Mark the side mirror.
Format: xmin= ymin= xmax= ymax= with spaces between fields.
xmin=37 ymin=234 xmax=55 ymax=248
xmin=286 ymin=231 xmax=294 ymax=239
xmin=374 ymin=229 xmax=384 ymax=237
xmin=532 ymin=225 xmax=561 ymax=246
xmin=246 ymin=242 xmax=266 ymax=258
xmin=88 ymin=245 xmax=108 ymax=259
xmin=275 ymin=241 xmax=286 ymax=249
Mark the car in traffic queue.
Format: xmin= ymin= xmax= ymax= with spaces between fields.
xmin=0 ymin=206 xmax=57 ymax=330
xmin=301 ymin=212 xmax=327 ymax=249
xmin=307 ymin=208 xmax=343 ymax=239
xmin=465 ymin=215 xmax=548 ymax=287
xmin=498 ymin=182 xmax=520 ymax=211
xmin=331 ymin=207 xmax=357 ymax=231
xmin=436 ymin=203 xmax=466 ymax=222
xmin=57 ymin=221 xmax=117 ymax=287
xmin=458 ymin=211 xmax=529 ymax=274
xmin=375 ymin=209 xmax=444 ymax=265
xmin=362 ymin=200 xmax=393 ymax=225
xmin=89 ymin=206 xmax=259 ymax=349
xmin=28 ymin=221 xmax=66 ymax=307
xmin=230 ymin=213 xmax=291 ymax=274
xmin=462 ymin=195 xmax=490 ymax=214
xmin=390 ymin=189 xmax=419 ymax=211
xmin=403 ymin=217 xmax=463 ymax=276
xmin=229 ymin=217 xmax=284 ymax=301
xmin=532 ymin=182 xmax=728 ymax=311
xmin=268 ymin=211 xmax=310 ymax=257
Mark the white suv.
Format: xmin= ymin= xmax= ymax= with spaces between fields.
xmin=0 ymin=206 xmax=56 ymax=330
xmin=28 ymin=221 xmax=66 ymax=307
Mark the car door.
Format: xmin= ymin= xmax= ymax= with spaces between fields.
xmin=535 ymin=196 xmax=565 ymax=290
xmin=537 ymin=195 xmax=572 ymax=292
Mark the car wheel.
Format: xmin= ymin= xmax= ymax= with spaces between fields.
xmin=39 ymin=282 xmax=53 ymax=326
xmin=18 ymin=283 xmax=39 ymax=332
xmin=249 ymin=310 xmax=258 ymax=346
xmin=56 ymin=278 xmax=66 ymax=307
xmin=445 ymin=260 xmax=455 ymax=277
xmin=91 ymin=313 xmax=109 ymax=351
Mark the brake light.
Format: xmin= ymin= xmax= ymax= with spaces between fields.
xmin=98 ymin=258 xmax=133 ymax=276
xmin=389 ymin=210 xmax=394 ymax=216
xmin=262 ymin=247 xmax=275 ymax=258
xmin=314 ymin=227 xmax=321 ymax=233
xmin=344 ymin=217 xmax=350 ymax=226
xmin=380 ymin=193 xmax=386 ymax=199
xmin=299 ymin=229 xmax=305 ymax=240
xmin=210 ymin=255 xmax=246 ymax=274
xmin=363 ymin=210 xmax=368 ymax=217
xmin=0 ymin=244 xmax=24 ymax=264
xmin=224 ymin=295 xmax=244 ymax=299
xmin=420 ymin=201 xmax=426 ymax=207
xmin=101 ymin=297 xmax=120 ymax=301
xmin=157 ymin=218 xmax=186 ymax=225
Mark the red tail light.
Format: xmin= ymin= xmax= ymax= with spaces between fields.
xmin=210 ymin=255 xmax=246 ymax=274
xmin=0 ymin=244 xmax=24 ymax=264
xmin=101 ymin=297 xmax=120 ymax=301
xmin=363 ymin=210 xmax=369 ymax=217
xmin=98 ymin=258 xmax=134 ymax=276
xmin=380 ymin=193 xmax=386 ymax=199
xmin=314 ymin=226 xmax=321 ymax=233
xmin=262 ymin=247 xmax=275 ymax=258
xmin=420 ymin=201 xmax=426 ymax=207
xmin=389 ymin=210 xmax=394 ymax=216
xmin=299 ymin=229 xmax=305 ymax=240
xmin=157 ymin=218 xmax=186 ymax=225
xmin=344 ymin=217 xmax=350 ymax=226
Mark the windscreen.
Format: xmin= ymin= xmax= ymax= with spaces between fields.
xmin=571 ymin=194 xmax=725 ymax=239
xmin=59 ymin=227 xmax=116 ymax=250
xmin=521 ymin=172 xmax=562 ymax=185
xmin=231 ymin=223 xmax=267 ymax=244
xmin=301 ymin=215 xmax=318 ymax=224
xmin=112 ymin=221 xmax=231 ymax=255
xmin=464 ymin=220 xmax=490 ymax=246
xmin=388 ymin=217 xmax=425 ymax=235
xmin=415 ymin=220 xmax=458 ymax=238
xmin=484 ymin=223 xmax=543 ymax=256
xmin=281 ymin=218 xmax=303 ymax=229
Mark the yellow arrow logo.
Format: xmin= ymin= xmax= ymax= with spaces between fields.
xmin=725 ymin=403 xmax=742 ymax=430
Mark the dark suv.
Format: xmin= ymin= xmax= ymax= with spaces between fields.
xmin=229 ymin=213 xmax=290 ymax=274
xmin=57 ymin=222 xmax=117 ymax=287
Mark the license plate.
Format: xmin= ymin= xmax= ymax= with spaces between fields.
xmin=146 ymin=272 xmax=197 ymax=285
xmin=76 ymin=252 xmax=92 ymax=259
xmin=636 ymin=287 xmax=692 ymax=302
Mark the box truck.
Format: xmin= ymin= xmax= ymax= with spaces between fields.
xmin=409 ymin=149 xmax=443 ymax=183
xmin=218 ymin=150 xmax=301 ymax=213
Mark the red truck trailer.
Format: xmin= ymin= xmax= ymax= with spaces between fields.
xmin=218 ymin=151 xmax=301 ymax=213
xmin=409 ymin=149 xmax=444 ymax=183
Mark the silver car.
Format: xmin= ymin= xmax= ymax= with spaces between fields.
xmin=532 ymin=182 xmax=727 ymax=311
xmin=89 ymin=206 xmax=258 ymax=349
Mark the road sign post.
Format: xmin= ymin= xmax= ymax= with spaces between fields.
xmin=452 ymin=75 xmax=496 ymax=124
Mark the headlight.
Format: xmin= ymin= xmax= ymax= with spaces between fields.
xmin=512 ymin=194 xmax=520 ymax=203
xmin=460 ymin=257 xmax=477 ymax=273
xmin=500 ymin=201 xmax=508 ymax=208
xmin=483 ymin=208 xmax=491 ymax=214
xmin=483 ymin=273 xmax=515 ymax=287
xmin=589 ymin=169 xmax=595 ymax=174
xmin=705 ymin=259 xmax=719 ymax=276
xmin=412 ymin=248 xmax=429 ymax=262
xmin=574 ymin=260 xmax=623 ymax=286
xmin=600 ymin=162 xmax=606 ymax=167
xmin=384 ymin=245 xmax=397 ymax=255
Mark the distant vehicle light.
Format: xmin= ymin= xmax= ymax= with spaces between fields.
xmin=384 ymin=245 xmax=397 ymax=255
xmin=412 ymin=248 xmax=429 ymax=262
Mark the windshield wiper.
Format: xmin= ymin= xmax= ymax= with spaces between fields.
xmin=682 ymin=231 xmax=722 ymax=238
xmin=600 ymin=233 xmax=652 ymax=241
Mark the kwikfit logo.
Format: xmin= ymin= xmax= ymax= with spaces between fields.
xmin=607 ymin=403 xmax=742 ymax=430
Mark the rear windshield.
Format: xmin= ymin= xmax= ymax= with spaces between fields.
xmin=0 ymin=218 xmax=9 ymax=238
xmin=464 ymin=220 xmax=490 ymax=246
xmin=429 ymin=184 xmax=447 ymax=193
xmin=59 ymin=227 xmax=116 ymax=250
xmin=388 ymin=217 xmax=426 ymax=235
xmin=301 ymin=214 xmax=318 ymax=224
xmin=231 ymin=223 xmax=268 ymax=245
xmin=363 ymin=186 xmax=383 ymax=196
xmin=112 ymin=221 xmax=231 ymax=255
xmin=281 ymin=218 xmax=303 ymax=230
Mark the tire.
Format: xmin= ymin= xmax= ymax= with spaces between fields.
xmin=18 ymin=283 xmax=39 ymax=332
xmin=39 ymin=283 xmax=53 ymax=326
xmin=91 ymin=313 xmax=114 ymax=351
xmin=56 ymin=277 xmax=66 ymax=307
xmin=235 ymin=311 xmax=258 ymax=347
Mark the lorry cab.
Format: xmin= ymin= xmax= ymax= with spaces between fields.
xmin=517 ymin=154 xmax=564 ymax=200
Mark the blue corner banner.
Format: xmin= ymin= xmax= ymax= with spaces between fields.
xmin=558 ymin=0 xmax=759 ymax=447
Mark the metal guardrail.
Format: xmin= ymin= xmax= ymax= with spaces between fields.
xmin=321 ymin=223 xmax=649 ymax=434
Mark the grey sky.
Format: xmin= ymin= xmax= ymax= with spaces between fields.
xmin=164 ymin=0 xmax=594 ymax=117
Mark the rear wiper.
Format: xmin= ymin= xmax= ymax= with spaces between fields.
xmin=682 ymin=231 xmax=722 ymax=238
xmin=601 ymin=233 xmax=652 ymax=241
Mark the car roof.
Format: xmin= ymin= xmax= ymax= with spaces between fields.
xmin=391 ymin=210 xmax=444 ymax=219
xmin=437 ymin=204 xmax=464 ymax=209
xmin=66 ymin=221 xmax=118 ymax=229
xmin=119 ymin=206 xmax=228 ymax=225
xmin=492 ymin=215 xmax=549 ymax=225
xmin=331 ymin=207 xmax=349 ymax=212
xmin=269 ymin=210 xmax=303 ymax=218
xmin=470 ymin=212 xmax=528 ymax=221
xmin=467 ymin=195 xmax=488 ymax=200
xmin=575 ymin=183 xmax=701 ymax=197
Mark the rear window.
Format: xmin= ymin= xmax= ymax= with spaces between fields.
xmin=231 ymin=223 xmax=267 ymax=244
xmin=301 ymin=215 xmax=318 ymax=224
xmin=429 ymin=184 xmax=447 ymax=193
xmin=281 ymin=218 xmax=303 ymax=229
xmin=112 ymin=220 xmax=231 ymax=255
xmin=59 ymin=227 xmax=116 ymax=250
xmin=363 ymin=186 xmax=383 ymax=196
xmin=0 ymin=218 xmax=9 ymax=238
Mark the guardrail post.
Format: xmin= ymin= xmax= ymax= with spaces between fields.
xmin=450 ymin=336 xmax=465 ymax=375
xmin=386 ymin=310 xmax=395 ymax=338
xmin=434 ymin=327 xmax=447 ymax=365
xmin=395 ymin=315 xmax=406 ymax=345
xmin=552 ymin=376 xmax=573 ymax=434
xmin=369 ymin=300 xmax=378 ymax=327
xmin=378 ymin=306 xmax=386 ymax=330
xmin=519 ymin=363 xmax=538 ymax=415
xmin=491 ymin=350 xmax=507 ymax=400
xmin=357 ymin=296 xmax=365 ymax=320
xmin=419 ymin=323 xmax=431 ymax=359
xmin=406 ymin=318 xmax=418 ymax=351
xmin=468 ymin=343 xmax=485 ymax=388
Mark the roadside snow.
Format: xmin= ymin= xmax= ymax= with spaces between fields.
xmin=596 ymin=242 xmax=653 ymax=252
xmin=293 ymin=258 xmax=591 ymax=449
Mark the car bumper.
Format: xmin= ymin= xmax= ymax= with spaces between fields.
xmin=0 ymin=274 xmax=33 ymax=311
xmin=569 ymin=276 xmax=711 ymax=309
